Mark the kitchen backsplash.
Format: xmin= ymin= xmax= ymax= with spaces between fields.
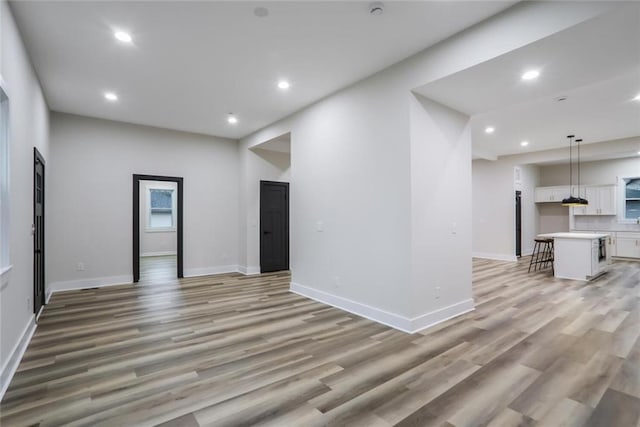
xmin=574 ymin=216 xmax=640 ymax=232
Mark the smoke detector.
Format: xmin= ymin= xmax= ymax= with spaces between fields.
xmin=369 ymin=2 xmax=384 ymax=15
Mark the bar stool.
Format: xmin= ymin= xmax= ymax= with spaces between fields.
xmin=528 ymin=238 xmax=554 ymax=273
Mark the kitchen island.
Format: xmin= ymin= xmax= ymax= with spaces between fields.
xmin=538 ymin=232 xmax=611 ymax=281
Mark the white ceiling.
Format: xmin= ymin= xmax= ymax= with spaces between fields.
xmin=9 ymin=0 xmax=515 ymax=139
xmin=416 ymin=3 xmax=640 ymax=159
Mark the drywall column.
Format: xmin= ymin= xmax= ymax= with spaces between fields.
xmin=409 ymin=94 xmax=473 ymax=324
xmin=241 ymin=73 xmax=414 ymax=326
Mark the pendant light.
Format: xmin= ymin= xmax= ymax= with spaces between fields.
xmin=561 ymin=135 xmax=589 ymax=206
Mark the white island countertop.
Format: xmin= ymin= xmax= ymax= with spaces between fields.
xmin=538 ymin=232 xmax=610 ymax=240
xmin=538 ymin=232 xmax=611 ymax=281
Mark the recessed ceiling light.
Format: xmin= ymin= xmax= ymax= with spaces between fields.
xmin=227 ymin=114 xmax=238 ymax=124
xmin=104 ymin=92 xmax=118 ymax=101
xmin=521 ymin=70 xmax=540 ymax=81
xmin=637 ymin=151 xmax=640 ymax=155
xmin=520 ymin=141 xmax=529 ymax=147
xmin=254 ymin=7 xmax=269 ymax=17
xmin=633 ymin=93 xmax=640 ymax=101
xmin=277 ymin=81 xmax=290 ymax=90
xmin=485 ymin=126 xmax=495 ymax=134
xmin=369 ymin=2 xmax=384 ymax=15
xmin=114 ymin=31 xmax=132 ymax=43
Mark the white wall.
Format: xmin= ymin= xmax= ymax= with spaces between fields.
xmin=48 ymin=113 xmax=239 ymax=289
xmin=472 ymin=159 xmax=540 ymax=261
xmin=518 ymin=164 xmax=540 ymax=256
xmin=539 ymin=157 xmax=640 ymax=186
xmin=0 ymin=0 xmax=50 ymax=396
xmin=537 ymin=204 xmax=570 ymax=234
xmin=140 ymin=180 xmax=177 ymax=256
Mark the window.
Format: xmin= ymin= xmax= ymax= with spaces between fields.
xmin=148 ymin=188 xmax=175 ymax=229
xmin=623 ymin=177 xmax=640 ymax=220
xmin=0 ymin=82 xmax=10 ymax=273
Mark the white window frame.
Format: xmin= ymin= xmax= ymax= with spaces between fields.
xmin=0 ymin=75 xmax=12 ymax=286
xmin=145 ymin=182 xmax=177 ymax=232
xmin=618 ymin=176 xmax=640 ymax=225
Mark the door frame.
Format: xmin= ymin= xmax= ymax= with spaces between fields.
xmin=133 ymin=174 xmax=183 ymax=282
xmin=33 ymin=147 xmax=46 ymax=316
xmin=260 ymin=180 xmax=290 ymax=273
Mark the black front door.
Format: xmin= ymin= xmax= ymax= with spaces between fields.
xmin=515 ymin=190 xmax=522 ymax=258
xmin=260 ymin=181 xmax=289 ymax=273
xmin=34 ymin=148 xmax=46 ymax=316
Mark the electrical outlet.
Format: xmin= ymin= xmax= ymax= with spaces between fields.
xmin=333 ymin=276 xmax=340 ymax=288
xmin=27 ymin=297 xmax=31 ymax=310
xmin=76 ymin=262 xmax=85 ymax=271
xmin=435 ymin=286 xmax=441 ymax=300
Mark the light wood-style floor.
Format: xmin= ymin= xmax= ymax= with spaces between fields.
xmin=1 ymin=258 xmax=639 ymax=426
xmin=139 ymin=255 xmax=178 ymax=285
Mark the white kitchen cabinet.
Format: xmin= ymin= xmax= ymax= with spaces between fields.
xmin=597 ymin=186 xmax=617 ymax=215
xmin=535 ymin=186 xmax=569 ymax=203
xmin=573 ymin=185 xmax=616 ymax=216
xmin=615 ymin=232 xmax=640 ymax=259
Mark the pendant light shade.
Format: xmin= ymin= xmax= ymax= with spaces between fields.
xmin=561 ymin=135 xmax=589 ymax=206
xmin=561 ymin=195 xmax=588 ymax=206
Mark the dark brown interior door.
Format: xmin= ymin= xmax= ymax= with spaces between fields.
xmin=260 ymin=181 xmax=289 ymax=273
xmin=34 ymin=148 xmax=45 ymax=316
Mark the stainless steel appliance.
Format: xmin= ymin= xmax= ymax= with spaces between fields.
xmin=591 ymin=237 xmax=608 ymax=276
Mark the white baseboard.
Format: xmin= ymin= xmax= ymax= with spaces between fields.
xmin=290 ymin=282 xmax=474 ymax=334
xmin=140 ymin=251 xmax=177 ymax=257
xmin=411 ymin=299 xmax=475 ymax=333
xmin=237 ymin=265 xmax=260 ymax=275
xmin=183 ymin=265 xmax=240 ymax=278
xmin=473 ymin=252 xmax=518 ymax=262
xmin=49 ymin=275 xmax=133 ymax=293
xmin=0 ymin=316 xmax=36 ymax=401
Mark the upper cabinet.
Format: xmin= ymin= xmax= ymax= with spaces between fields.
xmin=573 ymin=185 xmax=617 ymax=216
xmin=535 ymin=186 xmax=569 ymax=203
xmin=535 ymin=184 xmax=617 ymax=215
